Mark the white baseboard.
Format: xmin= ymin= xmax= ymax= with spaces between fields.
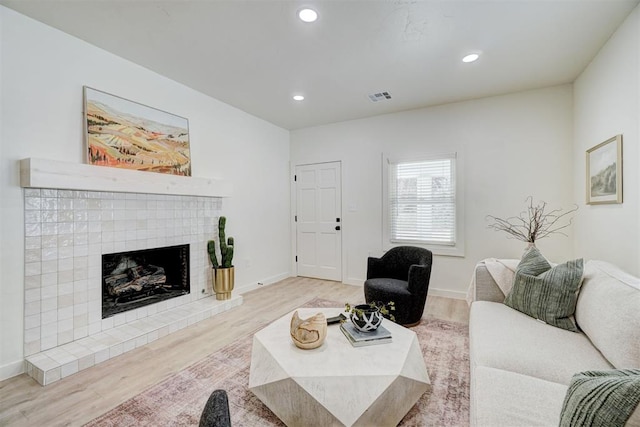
xmin=428 ymin=287 xmax=467 ymax=300
xmin=237 ymin=272 xmax=291 ymax=295
xmin=342 ymin=278 xmax=364 ymax=287
xmin=0 ymin=359 xmax=24 ymax=382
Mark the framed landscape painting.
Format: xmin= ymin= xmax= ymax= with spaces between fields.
xmin=586 ymin=134 xmax=622 ymax=205
xmin=84 ymin=87 xmax=191 ymax=176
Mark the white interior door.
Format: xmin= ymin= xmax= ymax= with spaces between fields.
xmin=296 ymin=162 xmax=342 ymax=281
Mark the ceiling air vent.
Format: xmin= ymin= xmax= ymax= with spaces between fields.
xmin=368 ymin=91 xmax=392 ymax=103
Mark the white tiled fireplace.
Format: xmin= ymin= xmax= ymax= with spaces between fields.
xmin=21 ymin=159 xmax=240 ymax=385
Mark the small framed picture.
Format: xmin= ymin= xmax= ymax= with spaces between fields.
xmin=586 ymin=135 xmax=622 ymax=205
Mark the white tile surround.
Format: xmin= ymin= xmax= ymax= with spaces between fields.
xmin=22 ymin=189 xmax=242 ymax=385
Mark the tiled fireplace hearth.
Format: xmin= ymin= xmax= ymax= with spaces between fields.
xmin=22 ymin=187 xmax=241 ymax=385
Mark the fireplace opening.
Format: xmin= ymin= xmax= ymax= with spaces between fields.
xmin=102 ymin=244 xmax=190 ymax=319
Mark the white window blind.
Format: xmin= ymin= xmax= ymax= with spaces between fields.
xmin=388 ymin=154 xmax=456 ymax=246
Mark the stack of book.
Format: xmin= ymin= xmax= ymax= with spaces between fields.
xmin=340 ymin=322 xmax=392 ymax=347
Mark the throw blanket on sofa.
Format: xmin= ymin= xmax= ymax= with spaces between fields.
xmin=466 ymin=258 xmax=519 ymax=305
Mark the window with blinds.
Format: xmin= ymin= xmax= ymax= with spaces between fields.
xmin=388 ymin=154 xmax=456 ymax=246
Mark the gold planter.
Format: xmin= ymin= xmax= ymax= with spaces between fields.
xmin=213 ymin=267 xmax=234 ymax=300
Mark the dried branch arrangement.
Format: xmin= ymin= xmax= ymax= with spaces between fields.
xmin=486 ymin=196 xmax=578 ymax=243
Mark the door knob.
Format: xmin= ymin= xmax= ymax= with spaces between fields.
xmin=335 ymin=226 xmax=341 ymax=231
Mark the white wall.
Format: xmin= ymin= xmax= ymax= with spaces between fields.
xmin=573 ymin=5 xmax=639 ymax=276
xmin=291 ymin=86 xmax=575 ymax=297
xmin=0 ymin=6 xmax=291 ymax=380
xmin=0 ymin=3 xmax=8 ymax=380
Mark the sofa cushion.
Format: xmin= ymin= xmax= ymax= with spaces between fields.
xmin=576 ymin=261 xmax=640 ymax=369
xmin=504 ymin=247 xmax=583 ymax=331
xmin=559 ymin=369 xmax=640 ymax=427
xmin=471 ymin=366 xmax=567 ymax=427
xmin=470 ymin=301 xmax=612 ymax=385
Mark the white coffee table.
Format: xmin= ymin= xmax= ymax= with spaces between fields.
xmin=249 ymin=307 xmax=430 ymax=427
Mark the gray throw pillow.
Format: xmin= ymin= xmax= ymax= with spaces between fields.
xmin=504 ymin=247 xmax=583 ymax=332
xmin=559 ymin=369 xmax=640 ymax=427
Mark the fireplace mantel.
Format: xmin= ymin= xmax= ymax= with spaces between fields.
xmin=20 ymin=158 xmax=231 ymax=197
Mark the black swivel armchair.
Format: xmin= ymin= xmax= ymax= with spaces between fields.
xmin=200 ymin=389 xmax=232 ymax=427
xmin=364 ymin=246 xmax=433 ymax=326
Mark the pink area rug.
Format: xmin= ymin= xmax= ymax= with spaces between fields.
xmin=86 ymin=299 xmax=469 ymax=426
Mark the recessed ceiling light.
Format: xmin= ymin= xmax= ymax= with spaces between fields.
xmin=298 ymin=8 xmax=318 ymax=23
xmin=462 ymin=53 xmax=480 ymax=63
xmin=293 ymin=95 xmax=305 ymax=101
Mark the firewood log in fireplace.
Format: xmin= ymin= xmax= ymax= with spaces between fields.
xmin=104 ymin=264 xmax=168 ymax=298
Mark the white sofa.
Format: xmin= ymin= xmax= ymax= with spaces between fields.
xmin=469 ymin=260 xmax=640 ymax=426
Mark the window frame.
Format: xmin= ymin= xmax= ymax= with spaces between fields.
xmin=382 ymin=152 xmax=465 ymax=257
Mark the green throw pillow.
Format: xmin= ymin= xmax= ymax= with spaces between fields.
xmin=504 ymin=247 xmax=583 ymax=332
xmin=559 ymin=369 xmax=640 ymax=427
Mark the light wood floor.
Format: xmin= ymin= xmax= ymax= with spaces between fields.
xmin=0 ymin=277 xmax=469 ymax=426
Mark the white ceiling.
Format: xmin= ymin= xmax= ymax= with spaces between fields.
xmin=2 ymin=0 xmax=638 ymax=130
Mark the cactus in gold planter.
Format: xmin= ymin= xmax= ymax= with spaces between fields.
xmin=207 ymin=216 xmax=235 ymax=300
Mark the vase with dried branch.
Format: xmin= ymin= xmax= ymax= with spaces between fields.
xmin=486 ymin=196 xmax=578 ymax=247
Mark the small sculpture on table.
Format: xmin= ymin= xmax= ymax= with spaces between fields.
xmin=290 ymin=311 xmax=327 ymax=350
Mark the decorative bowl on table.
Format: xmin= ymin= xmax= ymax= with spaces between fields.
xmin=349 ymin=304 xmax=383 ymax=332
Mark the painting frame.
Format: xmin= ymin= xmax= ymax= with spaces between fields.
xmin=83 ymin=86 xmax=192 ymax=176
xmin=586 ymin=134 xmax=622 ymax=205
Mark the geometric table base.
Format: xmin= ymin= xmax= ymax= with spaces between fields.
xmin=249 ymin=308 xmax=430 ymax=426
